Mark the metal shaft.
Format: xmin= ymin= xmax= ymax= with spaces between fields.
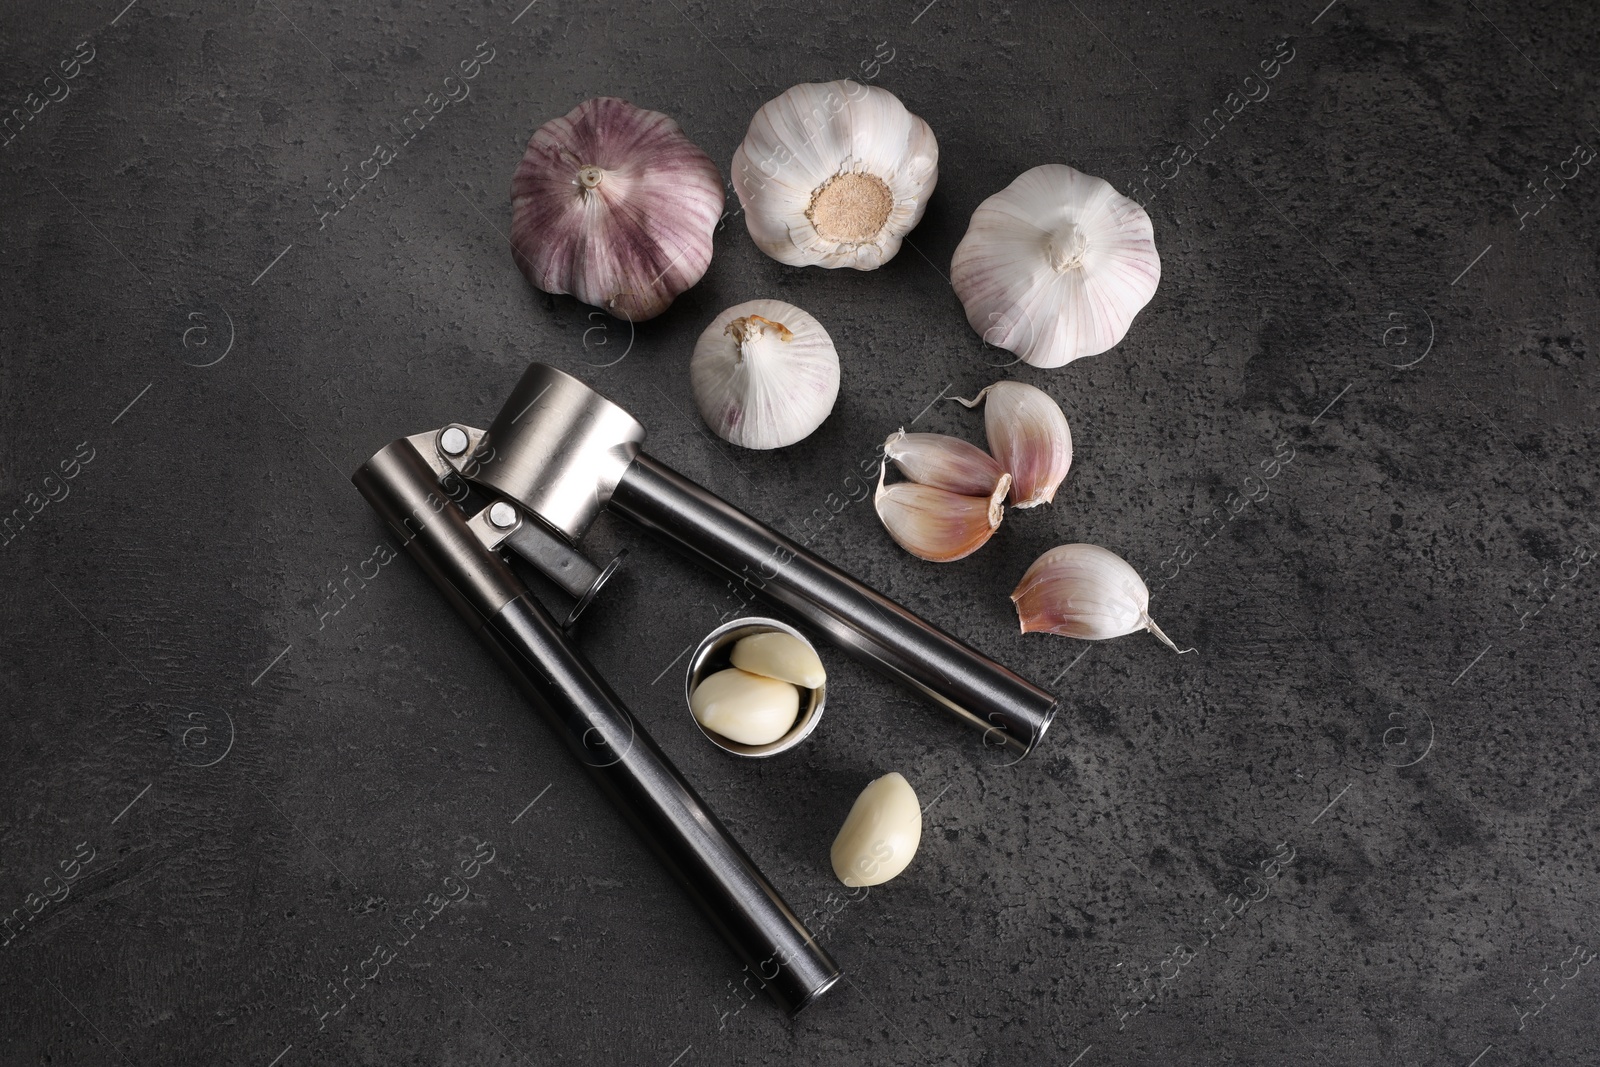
xmin=610 ymin=454 xmax=1059 ymax=755
xmin=352 ymin=438 xmax=840 ymax=1014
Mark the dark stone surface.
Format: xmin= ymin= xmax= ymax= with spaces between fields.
xmin=2 ymin=0 xmax=1596 ymax=1064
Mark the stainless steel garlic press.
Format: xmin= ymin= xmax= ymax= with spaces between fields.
xmin=352 ymin=362 xmax=1058 ymax=1013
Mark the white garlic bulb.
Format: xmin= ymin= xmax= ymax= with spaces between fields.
xmin=731 ymin=81 xmax=938 ymax=270
xmin=691 ymin=299 xmax=840 ymax=449
xmin=831 ymin=772 xmax=922 ymax=887
xmin=951 ymin=164 xmax=1160 ymax=367
xmin=511 ymin=97 xmax=724 ymax=321
xmin=1011 ymin=543 xmax=1191 ymax=653
xmin=955 ymin=381 xmax=1073 ymax=508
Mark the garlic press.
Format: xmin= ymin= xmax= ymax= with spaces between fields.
xmin=351 ymin=362 xmax=1057 ymax=1012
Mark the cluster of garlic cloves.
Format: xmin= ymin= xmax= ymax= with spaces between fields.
xmin=1012 ymin=543 xmax=1192 ymax=653
xmin=873 ymin=380 xmax=1072 ymax=562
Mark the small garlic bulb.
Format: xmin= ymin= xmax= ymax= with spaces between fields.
xmin=691 ymin=299 xmax=840 ymax=449
xmin=511 ymin=97 xmax=724 ymax=321
xmin=1011 ymin=543 xmax=1191 ymax=652
xmin=874 ymin=459 xmax=1007 ymax=563
xmin=955 ymin=381 xmax=1072 ymax=508
xmin=951 ymin=164 xmax=1160 ymax=367
xmin=731 ymin=81 xmax=938 ymax=270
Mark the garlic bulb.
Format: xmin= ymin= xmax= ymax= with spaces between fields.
xmin=511 ymin=97 xmax=724 ymax=321
xmin=883 ymin=429 xmax=1008 ymax=497
xmin=1011 ymin=543 xmax=1191 ymax=653
xmin=691 ymin=299 xmax=840 ymax=449
xmin=874 ymin=459 xmax=1007 ymax=563
xmin=951 ymin=164 xmax=1160 ymax=367
xmin=955 ymin=381 xmax=1072 ymax=507
xmin=731 ymin=81 xmax=938 ymax=270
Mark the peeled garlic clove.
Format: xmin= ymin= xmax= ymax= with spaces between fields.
xmin=730 ymin=632 xmax=826 ymax=689
xmin=951 ymin=164 xmax=1160 ymax=367
xmin=731 ymin=81 xmax=938 ymax=270
xmin=873 ymin=461 xmax=1008 ymax=563
xmin=1011 ymin=543 xmax=1191 ymax=653
xmin=510 ymin=97 xmax=724 ymax=322
xmin=691 ymin=299 xmax=840 ymax=449
xmin=690 ymin=668 xmax=801 ymax=746
xmin=831 ymin=772 xmax=921 ymax=887
xmin=883 ymin=429 xmax=1008 ymax=498
xmin=955 ymin=381 xmax=1072 ymax=508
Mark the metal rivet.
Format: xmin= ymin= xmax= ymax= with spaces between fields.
xmin=488 ymin=502 xmax=518 ymax=529
xmin=440 ymin=427 xmax=469 ymax=456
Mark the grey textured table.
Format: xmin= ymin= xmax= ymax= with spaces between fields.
xmin=3 ymin=1 xmax=1596 ymax=1064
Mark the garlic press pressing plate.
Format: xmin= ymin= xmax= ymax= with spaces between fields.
xmin=351 ymin=362 xmax=1058 ymax=1012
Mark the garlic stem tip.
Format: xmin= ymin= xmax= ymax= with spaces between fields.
xmin=951 ymin=386 xmax=992 ymax=409
xmin=1144 ymin=617 xmax=1195 ymax=655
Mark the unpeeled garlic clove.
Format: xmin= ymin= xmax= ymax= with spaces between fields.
xmin=874 ymin=460 xmax=1008 ymax=563
xmin=1011 ymin=543 xmax=1192 ymax=653
xmin=831 ymin=772 xmax=922 ymax=887
xmin=729 ymin=631 xmax=826 ymax=689
xmin=883 ymin=429 xmax=1009 ymax=498
xmin=955 ymin=381 xmax=1072 ymax=508
xmin=951 ymin=164 xmax=1160 ymax=367
xmin=690 ymin=668 xmax=801 ymax=745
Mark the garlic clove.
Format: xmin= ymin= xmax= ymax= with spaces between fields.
xmin=691 ymin=299 xmax=840 ymax=449
xmin=730 ymin=631 xmax=826 ymax=689
xmin=1011 ymin=543 xmax=1192 ymax=653
xmin=951 ymin=164 xmax=1160 ymax=367
xmin=954 ymin=381 xmax=1072 ymax=508
xmin=690 ymin=668 xmax=801 ymax=746
xmin=874 ymin=460 xmax=1007 ymax=563
xmin=883 ymin=429 xmax=1009 ymax=498
xmin=831 ymin=772 xmax=922 ymax=887
xmin=511 ymin=97 xmax=724 ymax=321
xmin=731 ymin=81 xmax=938 ymax=270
